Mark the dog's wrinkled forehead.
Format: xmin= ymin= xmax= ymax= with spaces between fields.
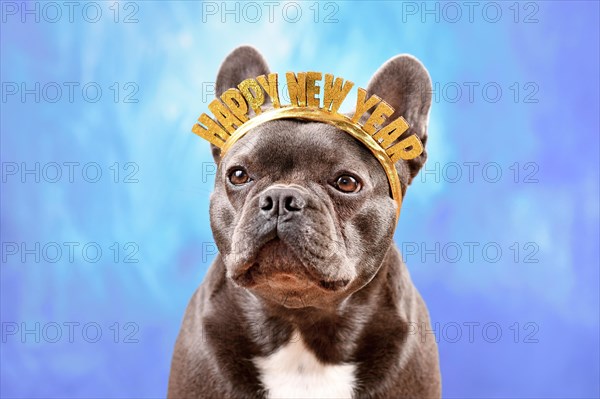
xmin=223 ymin=119 xmax=389 ymax=190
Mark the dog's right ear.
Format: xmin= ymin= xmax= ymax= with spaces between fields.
xmin=209 ymin=46 xmax=271 ymax=164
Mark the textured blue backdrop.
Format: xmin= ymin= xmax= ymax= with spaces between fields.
xmin=1 ymin=1 xmax=599 ymax=398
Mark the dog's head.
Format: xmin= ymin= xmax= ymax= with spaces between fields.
xmin=207 ymin=46 xmax=432 ymax=309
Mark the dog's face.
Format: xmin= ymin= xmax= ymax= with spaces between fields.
xmin=208 ymin=47 xmax=432 ymax=309
xmin=212 ymin=120 xmax=396 ymax=308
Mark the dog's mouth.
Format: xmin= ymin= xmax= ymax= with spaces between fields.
xmin=231 ymin=238 xmax=350 ymax=293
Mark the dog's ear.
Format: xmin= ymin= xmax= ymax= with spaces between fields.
xmin=365 ymin=55 xmax=432 ymax=186
xmin=210 ymin=46 xmax=271 ymax=164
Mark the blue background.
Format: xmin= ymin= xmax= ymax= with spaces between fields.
xmin=1 ymin=1 xmax=599 ymax=398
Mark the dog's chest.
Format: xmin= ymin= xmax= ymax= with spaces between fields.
xmin=253 ymin=333 xmax=355 ymax=399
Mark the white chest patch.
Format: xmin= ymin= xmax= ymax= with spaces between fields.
xmin=254 ymin=332 xmax=355 ymax=399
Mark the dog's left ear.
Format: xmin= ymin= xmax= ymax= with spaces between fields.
xmin=365 ymin=55 xmax=432 ymax=185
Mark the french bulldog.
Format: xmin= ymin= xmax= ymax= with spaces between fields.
xmin=168 ymin=46 xmax=440 ymax=398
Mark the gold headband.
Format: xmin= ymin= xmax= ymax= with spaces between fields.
xmin=192 ymin=72 xmax=424 ymax=221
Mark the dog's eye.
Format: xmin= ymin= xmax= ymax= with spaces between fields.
xmin=228 ymin=168 xmax=251 ymax=185
xmin=333 ymin=175 xmax=361 ymax=193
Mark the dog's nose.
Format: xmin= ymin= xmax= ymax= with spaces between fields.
xmin=259 ymin=187 xmax=306 ymax=218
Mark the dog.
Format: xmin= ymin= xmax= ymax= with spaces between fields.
xmin=168 ymin=46 xmax=440 ymax=398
